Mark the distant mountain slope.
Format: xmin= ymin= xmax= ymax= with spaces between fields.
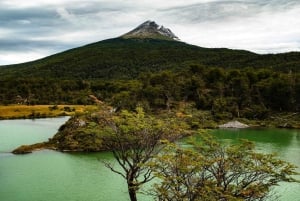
xmin=0 ymin=21 xmax=299 ymax=80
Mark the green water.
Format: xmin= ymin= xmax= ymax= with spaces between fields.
xmin=212 ymin=128 xmax=300 ymax=201
xmin=0 ymin=118 xmax=299 ymax=201
xmin=0 ymin=118 xmax=142 ymax=201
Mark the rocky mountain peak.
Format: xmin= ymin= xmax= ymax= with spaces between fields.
xmin=121 ymin=20 xmax=179 ymax=40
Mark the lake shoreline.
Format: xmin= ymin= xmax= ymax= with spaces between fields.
xmin=5 ymin=106 xmax=300 ymax=155
xmin=11 ymin=118 xmax=300 ymax=155
xmin=12 ymin=122 xmax=300 ymax=155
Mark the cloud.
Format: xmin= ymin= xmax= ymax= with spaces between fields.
xmin=56 ymin=7 xmax=76 ymax=24
xmin=0 ymin=0 xmax=300 ymax=65
xmin=160 ymin=0 xmax=300 ymax=53
xmin=0 ymin=51 xmax=49 ymax=66
xmin=160 ymin=0 xmax=300 ymax=23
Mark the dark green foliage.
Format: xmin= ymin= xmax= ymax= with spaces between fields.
xmin=1 ymin=67 xmax=299 ymax=118
xmin=1 ymin=38 xmax=300 ymax=80
xmin=0 ymin=37 xmax=299 ymax=117
xmin=49 ymin=115 xmax=105 ymax=152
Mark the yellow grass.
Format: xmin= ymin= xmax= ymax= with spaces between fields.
xmin=0 ymin=105 xmax=98 ymax=119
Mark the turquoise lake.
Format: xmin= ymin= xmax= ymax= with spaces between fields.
xmin=0 ymin=118 xmax=299 ymax=201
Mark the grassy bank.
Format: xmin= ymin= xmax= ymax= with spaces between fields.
xmin=0 ymin=105 xmax=98 ymax=119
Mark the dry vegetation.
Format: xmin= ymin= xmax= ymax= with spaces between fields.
xmin=0 ymin=105 xmax=98 ymax=119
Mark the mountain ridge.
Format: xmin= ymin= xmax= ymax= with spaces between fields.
xmin=0 ymin=20 xmax=299 ymax=80
xmin=0 ymin=21 xmax=299 ymax=114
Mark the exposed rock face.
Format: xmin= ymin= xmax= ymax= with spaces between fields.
xmin=218 ymin=121 xmax=249 ymax=129
xmin=121 ymin=20 xmax=179 ymax=40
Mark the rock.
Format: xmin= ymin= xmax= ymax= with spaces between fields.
xmin=218 ymin=121 xmax=249 ymax=129
xmin=121 ymin=20 xmax=180 ymax=40
xmin=278 ymin=123 xmax=293 ymax=128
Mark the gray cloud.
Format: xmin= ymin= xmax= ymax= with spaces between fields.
xmin=158 ymin=0 xmax=300 ymax=53
xmin=161 ymin=2 xmax=259 ymax=23
xmin=160 ymin=0 xmax=300 ymax=23
xmin=0 ymin=0 xmax=300 ymax=65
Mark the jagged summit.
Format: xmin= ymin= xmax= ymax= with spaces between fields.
xmin=121 ymin=20 xmax=180 ymax=41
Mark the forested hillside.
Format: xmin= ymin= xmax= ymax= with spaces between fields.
xmin=0 ymin=37 xmax=299 ymax=119
xmin=1 ymin=38 xmax=300 ymax=79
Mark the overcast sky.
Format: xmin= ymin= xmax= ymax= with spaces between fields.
xmin=1 ymin=0 xmax=300 ymax=65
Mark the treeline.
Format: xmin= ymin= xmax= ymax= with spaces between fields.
xmin=0 ymin=78 xmax=92 ymax=105
xmin=107 ymin=66 xmax=300 ymax=119
xmin=1 ymin=65 xmax=299 ymax=119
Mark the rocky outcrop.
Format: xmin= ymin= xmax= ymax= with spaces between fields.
xmin=218 ymin=121 xmax=249 ymax=129
xmin=121 ymin=20 xmax=179 ymax=40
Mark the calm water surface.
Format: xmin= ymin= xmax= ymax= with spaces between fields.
xmin=0 ymin=118 xmax=299 ymax=201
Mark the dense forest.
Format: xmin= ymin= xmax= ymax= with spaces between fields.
xmin=0 ymin=38 xmax=299 ymax=120
xmin=1 ymin=66 xmax=299 ymax=119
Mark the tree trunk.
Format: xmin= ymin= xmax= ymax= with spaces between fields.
xmin=128 ymin=183 xmax=137 ymax=201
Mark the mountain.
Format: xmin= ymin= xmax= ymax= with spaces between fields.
xmin=121 ymin=20 xmax=179 ymax=40
xmin=0 ymin=21 xmax=299 ymax=113
xmin=0 ymin=20 xmax=299 ymax=80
